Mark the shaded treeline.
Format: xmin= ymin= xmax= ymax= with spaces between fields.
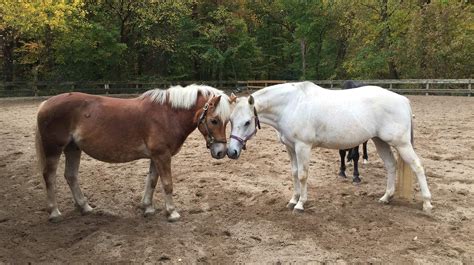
xmin=0 ymin=0 xmax=472 ymax=83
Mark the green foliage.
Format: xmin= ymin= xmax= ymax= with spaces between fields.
xmin=53 ymin=23 xmax=126 ymax=80
xmin=0 ymin=0 xmax=472 ymax=82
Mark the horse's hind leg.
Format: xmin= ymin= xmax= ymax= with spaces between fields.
xmin=351 ymin=146 xmax=361 ymax=183
xmin=362 ymin=141 xmax=368 ymax=164
xmin=338 ymin=150 xmax=347 ymax=178
xmin=64 ymin=142 xmax=93 ymax=215
xmin=372 ymin=138 xmax=396 ymax=204
xmin=395 ymin=144 xmax=433 ymax=212
xmin=286 ymin=145 xmax=300 ymax=210
xmin=141 ymin=160 xmax=159 ymax=217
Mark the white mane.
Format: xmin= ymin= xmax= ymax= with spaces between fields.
xmin=141 ymin=84 xmax=231 ymax=120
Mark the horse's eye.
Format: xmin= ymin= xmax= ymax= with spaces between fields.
xmin=211 ymin=119 xmax=219 ymax=125
xmin=244 ymin=120 xmax=251 ymax=127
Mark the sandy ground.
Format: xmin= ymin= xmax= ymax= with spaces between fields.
xmin=0 ymin=95 xmax=473 ymax=264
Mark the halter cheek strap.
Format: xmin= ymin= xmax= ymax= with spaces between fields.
xmin=198 ymin=102 xmax=227 ymax=149
xmin=230 ymin=107 xmax=261 ymax=150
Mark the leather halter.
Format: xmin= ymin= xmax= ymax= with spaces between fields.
xmin=230 ymin=107 xmax=261 ymax=150
xmin=198 ymin=102 xmax=227 ymax=149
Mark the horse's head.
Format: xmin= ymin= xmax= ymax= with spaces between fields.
xmin=227 ymin=95 xmax=260 ymax=159
xmin=196 ymin=95 xmax=234 ymax=159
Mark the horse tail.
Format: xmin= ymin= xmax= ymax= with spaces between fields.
xmin=396 ymin=100 xmax=415 ymax=200
xmin=35 ymin=101 xmax=47 ymax=175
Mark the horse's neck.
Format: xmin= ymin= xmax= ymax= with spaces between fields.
xmin=180 ymin=96 xmax=207 ymax=136
xmin=148 ymin=96 xmax=205 ymax=140
xmin=253 ymin=87 xmax=294 ymax=128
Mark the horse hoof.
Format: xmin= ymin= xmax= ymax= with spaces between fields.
xmin=143 ymin=208 xmax=156 ymax=218
xmin=80 ymin=204 xmax=94 ymax=215
xmin=363 ymin=159 xmax=368 ymax=164
xmin=292 ymin=208 xmax=304 ymax=214
xmin=352 ymin=177 xmax=361 ymax=184
xmin=287 ymin=202 xmax=296 ymax=210
xmin=378 ymin=197 xmax=390 ymax=204
xmin=167 ymin=211 xmax=181 ymax=222
xmin=338 ymin=172 xmax=347 ymax=178
xmin=423 ymin=202 xmax=433 ymax=213
xmin=48 ymin=213 xmax=63 ymax=223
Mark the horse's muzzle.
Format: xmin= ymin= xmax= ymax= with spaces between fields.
xmin=226 ymin=147 xmax=240 ymax=159
xmin=210 ymin=143 xmax=226 ymax=159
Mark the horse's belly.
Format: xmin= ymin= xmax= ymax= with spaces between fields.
xmin=312 ymin=127 xmax=372 ymax=150
xmin=74 ymin=132 xmax=149 ymax=163
xmin=81 ymin=147 xmax=148 ymax=163
xmin=316 ymin=139 xmax=367 ymax=150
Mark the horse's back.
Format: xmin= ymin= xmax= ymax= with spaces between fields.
xmin=282 ymin=83 xmax=412 ymax=148
xmin=37 ymin=93 xmax=149 ymax=162
xmin=336 ymin=85 xmax=412 ymax=145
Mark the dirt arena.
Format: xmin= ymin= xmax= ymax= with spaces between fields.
xmin=0 ymin=95 xmax=473 ymax=263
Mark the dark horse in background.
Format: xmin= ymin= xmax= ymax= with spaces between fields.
xmin=338 ymin=80 xmax=369 ymax=183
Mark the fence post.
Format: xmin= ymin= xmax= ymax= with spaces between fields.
xmin=425 ymin=82 xmax=429 ymax=96
xmin=34 ymin=82 xmax=38 ymax=97
xmin=105 ymin=83 xmax=109 ymax=95
xmin=389 ymin=83 xmax=393 ymax=90
xmin=469 ymin=80 xmax=471 ymax=97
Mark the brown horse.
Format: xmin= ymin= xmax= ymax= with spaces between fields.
xmin=35 ymin=84 xmax=234 ymax=222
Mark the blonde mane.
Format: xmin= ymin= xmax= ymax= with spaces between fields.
xmin=141 ymin=84 xmax=231 ymax=120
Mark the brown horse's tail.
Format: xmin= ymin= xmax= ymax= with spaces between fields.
xmin=35 ymin=101 xmax=47 ymax=175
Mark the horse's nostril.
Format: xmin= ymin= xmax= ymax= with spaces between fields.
xmin=233 ymin=150 xmax=238 ymax=156
xmin=217 ymin=151 xmax=223 ymax=157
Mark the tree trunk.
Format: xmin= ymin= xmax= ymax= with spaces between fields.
xmin=300 ymin=38 xmax=307 ymax=79
xmin=43 ymin=25 xmax=54 ymax=80
xmin=379 ymin=0 xmax=399 ymax=79
xmin=1 ymin=27 xmax=15 ymax=85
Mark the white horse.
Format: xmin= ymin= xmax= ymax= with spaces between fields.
xmin=227 ymin=81 xmax=432 ymax=213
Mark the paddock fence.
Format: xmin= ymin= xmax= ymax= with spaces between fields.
xmin=0 ymin=79 xmax=471 ymax=97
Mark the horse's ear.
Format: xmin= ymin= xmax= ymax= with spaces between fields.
xmin=229 ymin=93 xmax=237 ymax=103
xmin=211 ymin=95 xmax=221 ymax=106
xmin=248 ymin=95 xmax=254 ymax=105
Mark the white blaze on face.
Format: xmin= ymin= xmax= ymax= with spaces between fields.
xmin=227 ymin=97 xmax=257 ymax=159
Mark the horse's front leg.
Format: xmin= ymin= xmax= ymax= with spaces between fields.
xmin=293 ymin=143 xmax=312 ymax=213
xmin=141 ymin=160 xmax=159 ymax=217
xmin=285 ymin=145 xmax=300 ymax=210
xmin=153 ymin=154 xmax=180 ymax=222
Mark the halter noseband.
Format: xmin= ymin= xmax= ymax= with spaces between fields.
xmin=198 ymin=102 xmax=227 ymax=149
xmin=230 ymin=107 xmax=261 ymax=150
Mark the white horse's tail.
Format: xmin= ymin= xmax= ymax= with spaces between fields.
xmin=396 ymin=108 xmax=415 ymax=200
xmin=35 ymin=101 xmax=47 ymax=176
